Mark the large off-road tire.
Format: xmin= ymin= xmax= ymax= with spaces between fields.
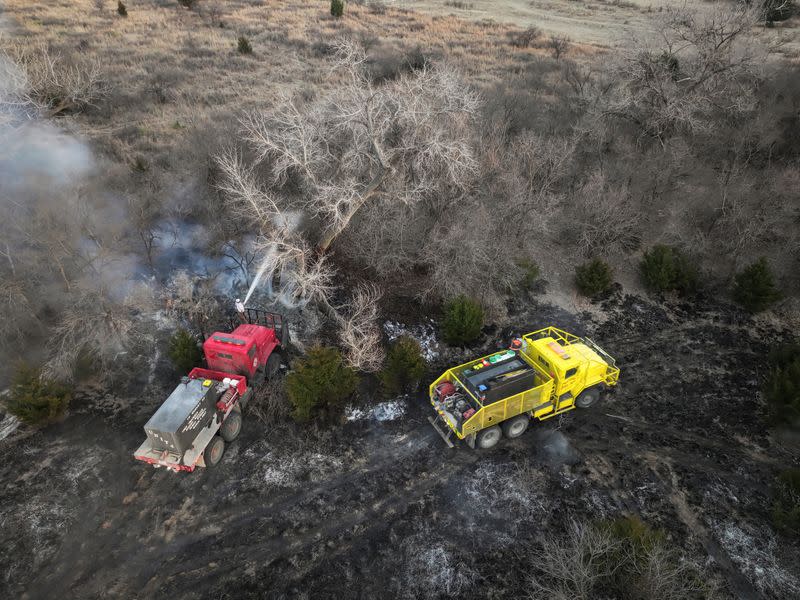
xmin=265 ymin=351 xmax=282 ymax=379
xmin=476 ymin=425 xmax=502 ymax=449
xmin=204 ymin=436 xmax=225 ymax=467
xmin=501 ymin=414 xmax=530 ymax=439
xmin=220 ymin=411 xmax=242 ymax=442
xmin=252 ymin=367 xmax=266 ymax=387
xmin=575 ymin=386 xmax=601 ymax=409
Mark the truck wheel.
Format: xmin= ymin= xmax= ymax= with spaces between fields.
xmin=220 ymin=412 xmax=242 ymax=442
xmin=266 ymin=352 xmax=282 ymax=379
xmin=476 ymin=425 xmax=502 ymax=449
xmin=501 ymin=414 xmax=529 ymax=439
xmin=576 ymin=387 xmax=601 ymax=409
xmin=204 ymin=436 xmax=225 ymax=467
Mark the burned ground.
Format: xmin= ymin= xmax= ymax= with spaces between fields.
xmin=2 ymin=292 xmax=798 ymax=599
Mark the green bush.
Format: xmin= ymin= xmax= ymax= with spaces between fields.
xmin=380 ymin=336 xmax=426 ymax=396
xmin=601 ymin=515 xmax=664 ymax=555
xmin=640 ymin=245 xmax=698 ymax=295
xmin=168 ymin=328 xmax=203 ymax=374
xmin=575 ymin=258 xmax=614 ymax=297
xmin=132 ymin=156 xmax=148 ymax=173
xmin=598 ymin=516 xmax=681 ymax=598
xmin=764 ymin=344 xmax=800 ymax=426
xmin=517 ymin=258 xmax=540 ymax=291
xmin=286 ymin=346 xmax=357 ymax=422
xmin=117 ymin=1 xmax=127 ymax=16
xmin=237 ymin=35 xmax=252 ymax=55
xmin=442 ymin=295 xmax=484 ymax=346
xmin=330 ymin=0 xmax=345 ymax=18
xmin=6 ymin=365 xmax=72 ymax=426
xmin=772 ymin=468 xmax=800 ymax=536
xmin=733 ymin=258 xmax=782 ymax=312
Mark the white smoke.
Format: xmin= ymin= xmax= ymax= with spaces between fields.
xmin=0 ymin=121 xmax=93 ymax=189
xmin=0 ymin=30 xmax=94 ymax=190
xmin=0 ymin=24 xmax=154 ymax=381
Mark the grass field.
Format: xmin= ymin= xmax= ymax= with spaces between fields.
xmin=0 ymin=0 xmax=591 ymax=164
xmin=409 ymin=0 xmax=800 ymax=54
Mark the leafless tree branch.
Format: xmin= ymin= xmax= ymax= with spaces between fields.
xmin=337 ymin=283 xmax=384 ymax=372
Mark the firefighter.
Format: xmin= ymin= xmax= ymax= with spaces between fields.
xmin=235 ymin=298 xmax=247 ymax=323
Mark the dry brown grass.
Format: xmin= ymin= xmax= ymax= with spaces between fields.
xmin=2 ymin=0 xmax=595 ymax=163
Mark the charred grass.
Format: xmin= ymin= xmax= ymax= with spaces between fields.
xmin=2 ymin=294 xmax=799 ymax=598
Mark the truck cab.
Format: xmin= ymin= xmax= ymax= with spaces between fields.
xmin=203 ymin=309 xmax=287 ymax=383
xmin=522 ymin=328 xmax=618 ymax=412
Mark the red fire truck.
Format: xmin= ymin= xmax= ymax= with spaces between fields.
xmin=134 ymin=309 xmax=287 ymax=472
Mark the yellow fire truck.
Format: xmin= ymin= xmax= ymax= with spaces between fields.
xmin=428 ymin=327 xmax=619 ymax=449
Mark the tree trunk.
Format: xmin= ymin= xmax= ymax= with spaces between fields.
xmin=316 ymin=166 xmax=390 ymax=253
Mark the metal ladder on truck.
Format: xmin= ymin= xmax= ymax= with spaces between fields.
xmin=228 ymin=307 xmax=290 ymax=345
xmin=427 ymin=414 xmax=456 ymax=448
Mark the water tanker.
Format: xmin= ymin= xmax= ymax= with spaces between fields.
xmin=134 ymin=308 xmax=287 ymax=472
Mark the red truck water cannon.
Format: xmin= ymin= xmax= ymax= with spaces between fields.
xmin=134 ymin=308 xmax=288 ymax=473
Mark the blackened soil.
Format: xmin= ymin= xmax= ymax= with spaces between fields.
xmin=1 ymin=293 xmax=798 ymax=600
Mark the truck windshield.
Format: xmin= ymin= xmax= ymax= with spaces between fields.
xmin=212 ymin=335 xmax=245 ymax=346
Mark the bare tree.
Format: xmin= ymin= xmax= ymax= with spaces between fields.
xmin=504 ymin=132 xmax=574 ymax=239
xmin=2 ymin=42 xmax=106 ymax=117
xmin=761 ymin=0 xmax=795 ymax=22
xmin=603 ymin=4 xmax=763 ymax=143
xmin=214 ymin=148 xmax=286 ymax=232
xmin=420 ymin=199 xmax=519 ymax=320
xmin=511 ymin=26 xmax=542 ymax=49
xmin=561 ymin=61 xmax=601 ymax=101
xmin=573 ymin=170 xmax=641 ymax=256
xmin=0 ymin=46 xmax=37 ymax=125
xmin=216 ymin=39 xmax=478 ymax=349
xmin=0 ymin=280 xmax=37 ymax=347
xmin=45 ymin=283 xmax=156 ymax=382
xmin=547 ymin=35 xmax=570 ymax=60
xmin=0 ymin=40 xmax=164 ymax=387
xmin=250 ymin=233 xmax=336 ymax=309
xmin=221 ymin=239 xmax=257 ymax=287
xmin=412 ymin=130 xmax=574 ymax=320
xmin=528 ymin=520 xmax=619 ymax=599
xmin=164 ymin=270 xmax=221 ymax=337
xmin=529 ymin=519 xmax=710 ymax=600
xmin=128 ymin=194 xmax=161 ymax=270
xmin=217 ymin=39 xmax=477 ymax=235
xmin=337 ymin=283 xmax=384 ymax=372
xmin=633 ymin=542 xmax=709 ymax=600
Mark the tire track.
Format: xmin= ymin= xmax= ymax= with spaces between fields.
xmin=137 ymin=437 xmax=480 ymax=595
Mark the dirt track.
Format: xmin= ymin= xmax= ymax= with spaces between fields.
xmin=2 ymin=291 xmax=799 ymax=599
xmin=409 ymin=0 xmax=800 ymax=56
